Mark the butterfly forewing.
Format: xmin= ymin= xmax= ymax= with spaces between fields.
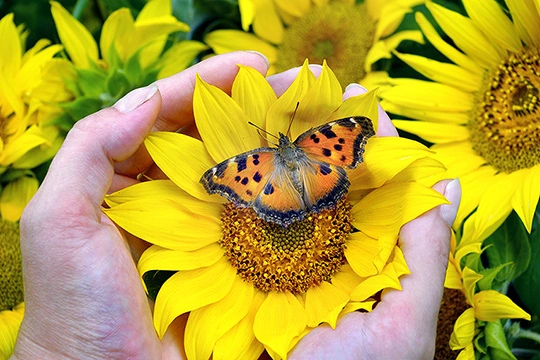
xmin=200 ymin=149 xmax=275 ymax=206
xmin=295 ymin=116 xmax=375 ymax=169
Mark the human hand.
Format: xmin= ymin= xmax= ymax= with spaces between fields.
xmin=12 ymin=51 xmax=269 ymax=360
xmin=13 ymin=52 xmax=460 ymax=360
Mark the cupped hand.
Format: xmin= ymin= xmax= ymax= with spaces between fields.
xmin=13 ymin=52 xmax=460 ymax=360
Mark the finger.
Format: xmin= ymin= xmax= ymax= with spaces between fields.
xmin=25 ymin=86 xmax=162 ymax=222
xmin=267 ymin=64 xmax=323 ymax=97
xmin=153 ymin=51 xmax=270 ymax=132
xmin=343 ymin=83 xmax=398 ymax=137
xmin=114 ymin=51 xmax=269 ymax=177
xmin=374 ymin=179 xmax=461 ymax=339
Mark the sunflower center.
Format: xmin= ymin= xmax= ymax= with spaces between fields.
xmin=435 ymin=288 xmax=470 ymax=359
xmin=274 ymin=2 xmax=376 ymax=86
xmin=0 ymin=219 xmax=24 ymax=311
xmin=469 ymin=47 xmax=540 ymax=172
xmin=220 ymin=198 xmax=352 ymax=293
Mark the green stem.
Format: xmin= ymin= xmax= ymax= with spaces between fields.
xmin=72 ymin=0 xmax=88 ymax=20
xmin=517 ymin=329 xmax=540 ymax=344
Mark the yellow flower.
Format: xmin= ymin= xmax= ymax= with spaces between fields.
xmin=0 ymin=219 xmax=24 ymax=359
xmin=50 ymin=0 xmax=208 ymax=122
xmin=0 ymin=13 xmax=66 ymax=221
xmin=206 ymin=0 xmax=424 ymax=88
xmin=379 ymin=0 xmax=540 ymax=243
xmin=105 ymin=62 xmax=448 ymax=359
xmin=440 ymin=233 xmax=530 ymax=359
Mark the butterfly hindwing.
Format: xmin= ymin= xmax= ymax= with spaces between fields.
xmin=297 ymin=161 xmax=349 ymax=212
xmin=295 ymin=116 xmax=375 ymax=169
xmin=200 ymin=149 xmax=276 ymax=206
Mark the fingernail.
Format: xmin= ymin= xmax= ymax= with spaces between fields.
xmin=114 ymin=84 xmax=158 ymax=113
xmin=345 ymin=83 xmax=368 ymax=93
xmin=440 ymin=178 xmax=461 ymax=227
xmin=245 ymin=50 xmax=270 ymax=69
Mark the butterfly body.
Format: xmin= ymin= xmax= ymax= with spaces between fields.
xmin=200 ymin=116 xmax=375 ymax=227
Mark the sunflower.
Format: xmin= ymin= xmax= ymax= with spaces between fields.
xmin=435 ymin=232 xmax=530 ymax=359
xmin=379 ymin=0 xmax=540 ymax=242
xmin=0 ymin=13 xmax=68 ymax=221
xmin=104 ymin=61 xmax=449 ymax=359
xmin=50 ymin=0 xmax=208 ymax=123
xmin=0 ymin=219 xmax=24 ymax=359
xmin=205 ymin=0 xmax=424 ymax=88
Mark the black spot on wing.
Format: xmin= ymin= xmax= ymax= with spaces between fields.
xmin=253 ymin=171 xmax=262 ymax=183
xmin=263 ymin=182 xmax=274 ymax=195
xmin=338 ymin=138 xmax=345 ymax=144
xmin=319 ymin=124 xmax=337 ymax=139
xmin=234 ymin=176 xmax=241 ymax=182
xmin=252 ymin=154 xmax=260 ymax=165
xmin=241 ymin=177 xmax=249 ymax=185
xmin=246 ymin=190 xmax=253 ymax=196
xmin=322 ymin=148 xmax=332 ymax=157
xmin=310 ymin=133 xmax=320 ymax=144
xmin=334 ymin=144 xmax=343 ymax=151
xmin=320 ymin=164 xmax=332 ymax=175
xmin=236 ymin=155 xmax=247 ymax=172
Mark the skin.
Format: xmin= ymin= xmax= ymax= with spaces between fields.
xmin=12 ymin=51 xmax=460 ymax=360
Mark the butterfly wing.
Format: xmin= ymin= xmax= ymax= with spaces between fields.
xmin=200 ymin=148 xmax=306 ymax=226
xmin=200 ymin=148 xmax=276 ymax=207
xmin=294 ymin=116 xmax=375 ymax=169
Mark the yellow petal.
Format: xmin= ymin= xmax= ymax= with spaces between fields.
xmin=239 ymin=0 xmax=256 ymax=30
xmin=232 ymin=65 xmax=277 ymax=130
xmin=100 ymin=8 xmax=134 ymax=65
xmin=252 ymin=0 xmax=284 ymax=44
xmin=290 ymin=61 xmax=342 ymax=138
xmin=456 ymin=343 xmax=475 ymax=360
xmin=388 ymin=157 xmax=447 ymax=188
xmin=365 ymin=31 xmax=424 ymax=71
xmin=414 ymin=12 xmax=484 ymax=75
xmin=265 ymin=60 xmax=315 ymax=137
xmin=253 ymin=291 xmax=307 ymax=359
xmin=461 ymin=267 xmax=483 ymax=304
xmin=380 ymin=100 xmax=470 ymax=124
xmin=350 ymin=257 xmax=403 ymax=301
xmin=378 ymin=79 xmax=474 ymax=113
xmin=473 ymin=290 xmax=531 ymax=321
xmin=158 ymin=41 xmax=209 ymax=79
xmin=393 ymin=52 xmax=481 ymax=93
xmin=331 ymin=264 xmax=363 ymax=294
xmin=103 ymin=198 xmax=222 ymax=251
xmin=0 ymin=176 xmax=38 ymax=221
xmin=449 ymin=308 xmax=475 ymax=350
xmin=454 ymin=166 xmax=498 ymax=227
xmin=274 ymin=0 xmax=310 ymax=18
xmin=444 ymin=259 xmax=463 ymax=290
xmin=506 ymin=0 xmax=540 ymax=47
xmin=339 ymin=300 xmax=376 ymax=318
xmin=304 ymin=281 xmax=349 ymax=329
xmin=344 ymin=232 xmax=379 ymax=277
xmin=430 ymin=141 xmax=486 ymax=178
xmin=0 ymin=125 xmax=49 ymax=166
xmin=470 ymin=173 xmax=515 ymax=242
xmin=213 ymin=291 xmax=266 ymax=360
xmin=462 ymin=0 xmax=521 ymax=53
xmin=393 ymin=120 xmax=469 ymax=144
xmin=153 ymin=257 xmax=237 ymax=338
xmin=426 ymin=2 xmax=501 ymax=68
xmin=194 ymin=74 xmax=261 ymax=163
xmin=137 ymin=243 xmax=224 ymax=282
xmin=511 ymin=166 xmax=540 ymax=233
xmin=349 ymin=136 xmax=434 ymax=191
xmin=328 ymin=89 xmax=379 ymax=133
xmin=0 ymin=14 xmax=21 ymax=79
xmin=205 ymin=30 xmax=278 ymax=64
xmin=144 ymin=132 xmax=221 ymax=202
xmin=50 ymin=1 xmax=98 ymax=68
xmin=352 ymin=182 xmax=449 ymax=238
xmin=185 ymin=276 xmax=254 ymax=360
xmin=0 ymin=303 xmax=24 ymax=360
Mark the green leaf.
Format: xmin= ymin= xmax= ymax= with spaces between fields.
xmin=482 ymin=211 xmax=531 ymax=289
xmin=485 ymin=321 xmax=517 ymax=360
xmin=76 ymin=68 xmax=108 ymax=97
xmin=124 ymin=53 xmax=143 ymax=85
xmin=105 ymin=69 xmax=132 ymax=100
xmin=477 ymin=263 xmax=512 ymax=291
xmin=514 ymin=209 xmax=540 ymax=318
xmin=142 ymin=270 xmax=176 ymax=301
xmin=59 ymin=96 xmax=104 ymax=121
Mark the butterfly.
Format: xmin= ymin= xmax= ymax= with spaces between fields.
xmin=200 ymin=116 xmax=375 ymax=227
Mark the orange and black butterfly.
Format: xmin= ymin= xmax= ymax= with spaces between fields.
xmin=200 ymin=116 xmax=375 ymax=227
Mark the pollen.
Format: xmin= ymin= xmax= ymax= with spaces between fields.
xmin=220 ymin=198 xmax=352 ymax=293
xmin=0 ymin=219 xmax=24 ymax=311
xmin=469 ymin=47 xmax=540 ymax=172
xmin=274 ymin=2 xmax=376 ymax=86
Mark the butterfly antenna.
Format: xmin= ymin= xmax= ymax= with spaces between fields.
xmin=286 ymin=102 xmax=300 ymax=137
xmin=248 ymin=121 xmax=278 ymax=146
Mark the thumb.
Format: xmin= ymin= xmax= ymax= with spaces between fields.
xmin=25 ymin=85 xmax=161 ymax=222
